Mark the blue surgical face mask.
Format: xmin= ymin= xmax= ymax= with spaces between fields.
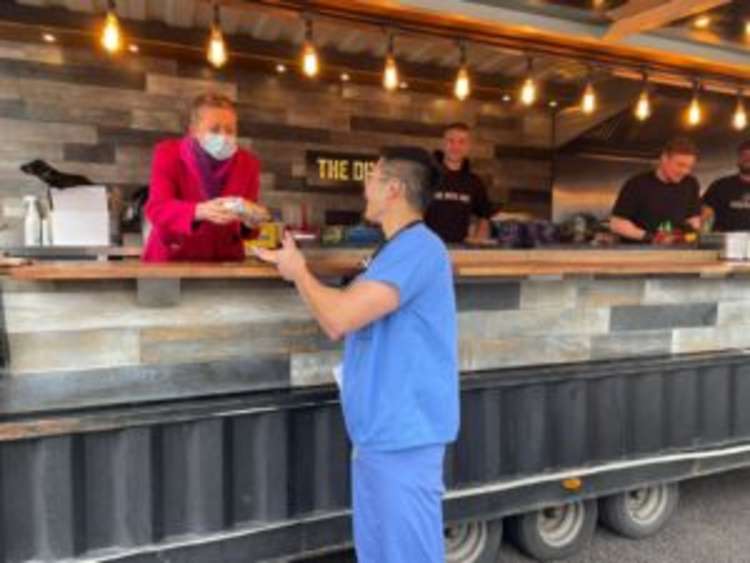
xmin=199 ymin=133 xmax=237 ymax=161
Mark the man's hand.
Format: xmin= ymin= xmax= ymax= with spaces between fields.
xmin=253 ymin=232 xmax=307 ymax=282
xmin=464 ymin=236 xmax=495 ymax=247
xmin=195 ymin=199 xmax=236 ymax=225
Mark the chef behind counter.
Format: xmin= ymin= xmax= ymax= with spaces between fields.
xmin=609 ymin=137 xmax=702 ymax=245
xmin=702 ymin=140 xmax=750 ymax=233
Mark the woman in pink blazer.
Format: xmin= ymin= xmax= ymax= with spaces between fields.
xmin=142 ymin=92 xmax=266 ymax=262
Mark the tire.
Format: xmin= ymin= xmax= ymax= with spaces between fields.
xmin=445 ymin=518 xmax=503 ymax=563
xmin=599 ymin=482 xmax=679 ymax=539
xmin=507 ymin=500 xmax=598 ymax=561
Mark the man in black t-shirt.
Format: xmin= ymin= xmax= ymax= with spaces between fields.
xmin=610 ymin=137 xmax=702 ymax=243
xmin=702 ymin=141 xmax=750 ymax=232
xmin=425 ymin=122 xmax=492 ymax=244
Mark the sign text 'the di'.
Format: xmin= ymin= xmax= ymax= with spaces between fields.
xmin=316 ymin=157 xmax=376 ymax=183
xmin=305 ymin=151 xmax=379 ymax=190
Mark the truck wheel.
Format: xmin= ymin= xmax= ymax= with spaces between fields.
xmin=507 ymin=500 xmax=597 ymax=561
xmin=599 ymin=483 xmax=679 ymax=539
xmin=445 ymin=518 xmax=503 ymax=563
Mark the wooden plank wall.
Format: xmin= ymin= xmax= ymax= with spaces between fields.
xmin=0 ymin=37 xmax=555 ymax=244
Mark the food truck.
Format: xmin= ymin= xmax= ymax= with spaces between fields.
xmin=0 ymin=1 xmax=750 ymax=561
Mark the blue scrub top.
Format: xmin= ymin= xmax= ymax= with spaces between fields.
xmin=341 ymin=223 xmax=460 ymax=451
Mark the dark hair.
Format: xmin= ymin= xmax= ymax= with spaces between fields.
xmin=739 ymin=140 xmax=750 ymax=154
xmin=443 ymin=122 xmax=471 ymax=135
xmin=663 ymin=137 xmax=698 ymax=157
xmin=378 ymin=146 xmax=443 ymax=211
xmin=190 ymin=92 xmax=236 ymax=124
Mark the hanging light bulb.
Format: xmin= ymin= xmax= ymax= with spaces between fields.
xmin=634 ymin=74 xmax=651 ymax=121
xmin=454 ymin=43 xmax=470 ymax=101
xmin=383 ymin=34 xmax=399 ymax=91
xmin=686 ymin=83 xmax=703 ymax=127
xmin=694 ymin=15 xmax=711 ymax=30
xmin=733 ymin=90 xmax=748 ymax=131
xmin=100 ymin=0 xmax=123 ymax=54
xmin=455 ymin=67 xmax=470 ymax=101
xmin=520 ymin=58 xmax=537 ymax=106
xmin=207 ymin=4 xmax=228 ymax=68
xmin=301 ymin=19 xmax=319 ymax=78
xmin=635 ymin=89 xmax=652 ymax=121
xmin=581 ymin=80 xmax=597 ymax=114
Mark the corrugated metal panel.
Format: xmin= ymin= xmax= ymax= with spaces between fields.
xmin=2 ymin=353 xmax=750 ymax=561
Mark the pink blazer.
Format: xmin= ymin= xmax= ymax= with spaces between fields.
xmin=142 ymin=139 xmax=260 ymax=262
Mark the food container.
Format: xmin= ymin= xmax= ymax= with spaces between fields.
xmin=245 ymin=222 xmax=283 ymax=250
xmin=719 ymin=232 xmax=749 ymax=261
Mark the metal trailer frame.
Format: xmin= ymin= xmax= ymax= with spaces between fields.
xmin=1 ymin=351 xmax=750 ymax=562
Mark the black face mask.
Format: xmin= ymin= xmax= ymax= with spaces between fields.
xmin=740 ymin=165 xmax=750 ymax=176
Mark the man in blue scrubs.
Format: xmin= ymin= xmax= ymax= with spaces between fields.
xmin=255 ymin=146 xmax=459 ymax=562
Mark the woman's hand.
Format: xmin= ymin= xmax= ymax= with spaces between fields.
xmin=195 ymin=199 xmax=236 ymax=225
xmin=216 ymin=198 xmax=270 ymax=227
xmin=242 ymin=201 xmax=271 ymax=227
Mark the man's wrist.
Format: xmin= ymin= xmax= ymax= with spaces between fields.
xmin=641 ymin=231 xmax=653 ymax=243
xmin=292 ymin=261 xmax=311 ymax=285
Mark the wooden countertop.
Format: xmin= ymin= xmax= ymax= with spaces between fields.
xmin=6 ymin=248 xmax=747 ymax=281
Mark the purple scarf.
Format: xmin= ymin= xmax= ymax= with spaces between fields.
xmin=180 ymin=136 xmax=234 ymax=199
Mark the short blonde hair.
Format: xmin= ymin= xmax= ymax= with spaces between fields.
xmin=190 ymin=92 xmax=236 ymax=125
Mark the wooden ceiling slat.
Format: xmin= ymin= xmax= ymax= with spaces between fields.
xmin=603 ymin=0 xmax=732 ymax=41
xmin=5 ymin=0 xmax=750 ymax=85
xmin=249 ymin=12 xmax=271 ymax=38
xmin=128 ymin=0 xmax=147 ymax=21
xmin=164 ymin=0 xmax=197 ymax=28
xmin=66 ymin=0 xmax=93 ymax=12
xmin=220 ymin=5 xmax=241 ymax=34
xmin=15 ymin=0 xmax=48 ymax=6
xmin=243 ymin=0 xmax=750 ymax=81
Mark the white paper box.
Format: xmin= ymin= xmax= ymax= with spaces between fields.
xmin=49 ymin=186 xmax=110 ymax=246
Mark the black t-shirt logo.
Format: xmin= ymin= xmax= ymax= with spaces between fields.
xmin=729 ymin=193 xmax=750 ymax=211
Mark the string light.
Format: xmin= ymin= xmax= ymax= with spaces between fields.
xmin=175 ymin=11 xmax=750 ymax=136
xmin=301 ymin=19 xmax=319 ymax=78
xmin=581 ymin=78 xmax=597 ymax=114
xmin=100 ymin=0 xmax=123 ymax=54
xmin=686 ymin=82 xmax=703 ymax=127
xmin=635 ymin=90 xmax=651 ymax=121
xmin=694 ymin=15 xmax=711 ymax=30
xmin=207 ymin=3 xmax=228 ymax=68
xmin=520 ymin=58 xmax=537 ymax=106
xmin=383 ymin=34 xmax=399 ymax=91
xmin=454 ymin=43 xmax=470 ymax=101
xmin=634 ymin=74 xmax=651 ymax=121
xmin=733 ymin=90 xmax=748 ymax=131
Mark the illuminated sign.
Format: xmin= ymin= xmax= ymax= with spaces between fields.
xmin=306 ymin=151 xmax=378 ymax=191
